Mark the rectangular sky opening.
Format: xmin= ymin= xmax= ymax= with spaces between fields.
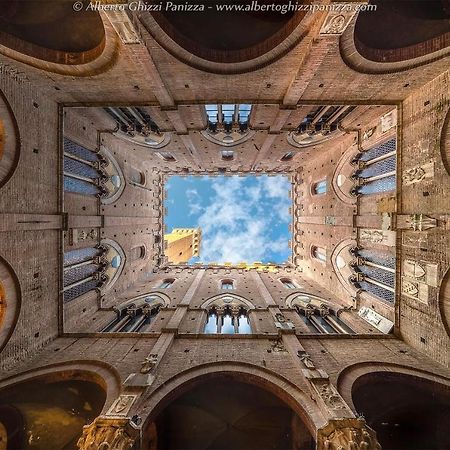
xmin=164 ymin=175 xmax=292 ymax=265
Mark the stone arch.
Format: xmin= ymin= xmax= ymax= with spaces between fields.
xmin=140 ymin=361 xmax=326 ymax=446
xmin=114 ymin=292 xmax=170 ymax=312
xmin=99 ymin=238 xmax=126 ymax=293
xmin=331 ymin=143 xmax=359 ymax=206
xmin=0 ymin=255 xmax=21 ymax=354
xmin=0 ymin=361 xmax=121 ymax=411
xmin=139 ymin=9 xmax=319 ymax=74
xmin=0 ymin=7 xmax=117 ymax=76
xmin=337 ymin=361 xmax=450 ymax=413
xmin=99 ymin=146 xmax=126 ymax=205
xmin=0 ymin=90 xmax=20 ymax=190
xmin=439 ymin=266 xmax=450 ymax=339
xmin=340 ymin=2 xmax=450 ymax=74
xmin=440 ymin=108 xmax=450 ymax=177
xmin=0 ymin=361 xmax=121 ymax=449
xmin=201 ymin=293 xmax=255 ymax=310
xmin=337 ymin=362 xmax=450 ymax=449
xmin=330 ymin=238 xmax=359 ymax=297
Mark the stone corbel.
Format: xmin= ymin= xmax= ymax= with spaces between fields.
xmin=77 ymin=417 xmax=139 ymax=450
xmin=317 ymin=418 xmax=381 ymax=450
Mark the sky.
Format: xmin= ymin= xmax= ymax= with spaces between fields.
xmin=164 ymin=175 xmax=292 ymax=264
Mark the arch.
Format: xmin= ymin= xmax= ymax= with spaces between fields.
xmin=100 ymin=238 xmax=126 ymax=292
xmin=330 ymin=238 xmax=359 ymax=297
xmin=439 ymin=266 xmax=450 ymax=339
xmin=331 ymin=143 xmax=359 ymax=206
xmin=340 ymin=3 xmax=450 ymax=74
xmin=140 ymin=9 xmax=318 ymax=74
xmin=113 ymin=292 xmax=170 ymax=312
xmin=0 ymin=362 xmax=120 ymax=449
xmin=0 ymin=361 xmax=121 ymax=411
xmin=99 ymin=146 xmax=126 ymax=205
xmin=337 ymin=362 xmax=450 ymax=413
xmin=285 ymin=292 xmax=338 ymax=311
xmin=201 ymin=293 xmax=255 ymax=310
xmin=440 ymin=108 xmax=450 ymax=177
xmin=141 ymin=362 xmax=326 ymax=440
xmin=0 ymin=8 xmax=117 ymax=76
xmin=0 ymin=255 xmax=20 ymax=354
xmin=338 ymin=363 xmax=450 ymax=449
xmin=0 ymin=90 xmax=20 ymax=190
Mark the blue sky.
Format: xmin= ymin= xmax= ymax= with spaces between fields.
xmin=164 ymin=175 xmax=292 ymax=264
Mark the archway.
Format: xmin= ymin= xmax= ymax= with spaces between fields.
xmin=351 ymin=371 xmax=450 ymax=450
xmin=354 ymin=1 xmax=450 ymax=63
xmin=0 ymin=0 xmax=105 ymax=65
xmin=0 ymin=91 xmax=20 ymax=190
xmin=145 ymin=375 xmax=314 ymax=450
xmin=439 ymin=267 xmax=450 ymax=338
xmin=0 ymin=256 xmax=20 ymax=355
xmin=140 ymin=1 xmax=316 ymax=74
xmin=0 ymin=369 xmax=108 ymax=450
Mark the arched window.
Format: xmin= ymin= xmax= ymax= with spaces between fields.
xmin=63 ymin=241 xmax=125 ymax=302
xmin=63 ymin=138 xmax=124 ymax=202
xmin=63 ymin=138 xmax=109 ymax=197
xmin=221 ymin=150 xmax=234 ymax=161
xmin=202 ymin=104 xmax=254 ymax=146
xmin=156 ymin=152 xmax=176 ymax=162
xmin=130 ymin=245 xmax=146 ymax=261
xmin=102 ymin=295 xmax=163 ymax=332
xmin=204 ymin=306 xmax=251 ymax=334
xmin=349 ymin=248 xmax=395 ymax=304
xmin=158 ymin=279 xmax=174 ymax=289
xmin=311 ymin=246 xmax=327 ymax=262
xmin=312 ymin=179 xmax=327 ymax=195
xmin=63 ymin=246 xmax=106 ymax=303
xmin=350 ymin=138 xmax=396 ymax=196
xmin=281 ymin=152 xmax=295 ymax=162
xmin=280 ymin=278 xmax=296 ymax=289
xmin=221 ymin=280 xmax=234 ymax=290
xmin=128 ymin=167 xmax=146 ymax=186
xmin=202 ymin=295 xmax=253 ymax=334
xmin=292 ymin=295 xmax=354 ymax=334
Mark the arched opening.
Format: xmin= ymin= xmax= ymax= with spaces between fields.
xmin=0 ymin=0 xmax=105 ymax=65
xmin=0 ymin=92 xmax=20 ymax=190
xmin=0 ymin=374 xmax=106 ymax=450
xmin=439 ymin=267 xmax=450 ymax=338
xmin=352 ymin=372 xmax=450 ymax=450
xmin=146 ymin=376 xmax=314 ymax=450
xmin=149 ymin=2 xmax=307 ymax=64
xmin=354 ymin=1 xmax=450 ymax=63
xmin=0 ymin=256 xmax=20 ymax=354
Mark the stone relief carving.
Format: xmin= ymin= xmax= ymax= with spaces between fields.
xmin=313 ymin=380 xmax=348 ymax=411
xmin=406 ymin=214 xmax=438 ymax=231
xmin=380 ymin=110 xmax=397 ymax=133
xmin=268 ymin=338 xmax=287 ymax=353
xmin=77 ymin=417 xmax=137 ymax=450
xmin=297 ymin=350 xmax=316 ymax=369
xmin=401 ymin=277 xmax=429 ymax=304
xmin=362 ymin=126 xmax=376 ymax=141
xmin=317 ymin=418 xmax=381 ymax=450
xmin=359 ymin=229 xmax=395 ymax=246
xmin=402 ymin=161 xmax=434 ymax=186
xmin=319 ymin=7 xmax=357 ymax=35
xmin=140 ymin=354 xmax=158 ymax=374
xmin=107 ymin=395 xmax=137 ymax=416
xmin=402 ymin=231 xmax=428 ymax=248
xmin=274 ymin=312 xmax=295 ymax=330
xmin=403 ymin=259 xmax=438 ymax=287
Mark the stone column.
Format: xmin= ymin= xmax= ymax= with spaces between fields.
xmin=316 ymin=418 xmax=381 ymax=450
xmin=77 ymin=417 xmax=139 ymax=450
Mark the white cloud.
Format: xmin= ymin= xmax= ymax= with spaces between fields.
xmin=194 ymin=175 xmax=290 ymax=263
